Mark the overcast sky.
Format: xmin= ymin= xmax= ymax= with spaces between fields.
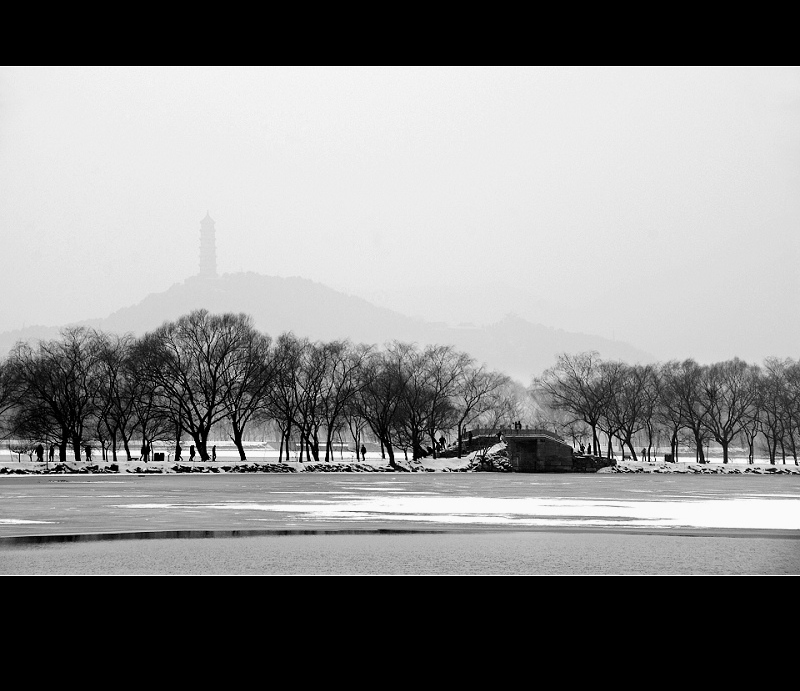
xmin=1 ymin=66 xmax=798 ymax=363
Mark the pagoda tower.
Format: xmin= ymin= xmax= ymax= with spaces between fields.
xmin=199 ymin=212 xmax=217 ymax=279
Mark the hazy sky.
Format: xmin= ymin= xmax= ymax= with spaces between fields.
xmin=1 ymin=66 xmax=798 ymax=363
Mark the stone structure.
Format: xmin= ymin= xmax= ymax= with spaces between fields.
xmin=465 ymin=427 xmax=617 ymax=473
xmin=199 ymin=212 xmax=217 ymax=279
xmin=505 ymin=430 xmax=575 ymax=472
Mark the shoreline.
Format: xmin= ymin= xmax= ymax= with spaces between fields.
xmin=3 ymin=439 xmax=800 ymax=476
xmin=3 ymin=523 xmax=800 ymax=548
xmin=2 ymin=453 xmax=800 ymax=476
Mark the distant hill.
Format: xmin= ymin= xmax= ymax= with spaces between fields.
xmin=0 ymin=272 xmax=653 ymax=383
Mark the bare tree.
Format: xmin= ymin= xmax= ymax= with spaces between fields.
xmin=592 ymin=361 xmax=627 ymax=458
xmin=291 ymin=340 xmax=331 ymax=463
xmin=780 ymin=360 xmax=800 ymax=464
xmin=656 ymin=362 xmax=686 ymax=463
xmin=453 ymin=365 xmax=510 ymax=456
xmin=124 ymin=338 xmax=177 ymax=459
xmin=535 ymin=352 xmax=609 ymax=456
xmin=136 ymin=310 xmax=257 ymax=461
xmin=418 ymin=345 xmax=471 ymax=458
xmin=0 ymin=358 xmax=20 ymax=439
xmin=605 ymin=362 xmax=653 ymax=462
xmin=315 ymin=341 xmax=372 ymax=462
xmin=94 ymin=332 xmax=139 ymax=462
xmin=6 ymin=327 xmax=105 ymax=463
xmin=638 ymin=365 xmax=661 ymax=461
xmin=757 ymin=358 xmax=789 ymax=463
xmin=389 ymin=343 xmax=465 ymax=461
xmin=266 ymin=333 xmax=308 ymax=463
xmin=699 ymin=358 xmax=759 ymax=464
xmin=355 ymin=345 xmax=410 ymax=469
xmin=218 ymin=321 xmax=275 ymax=461
xmin=739 ymin=365 xmax=762 ymax=464
xmin=660 ymin=359 xmax=710 ymax=463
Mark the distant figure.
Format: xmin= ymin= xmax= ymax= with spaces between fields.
xmin=141 ymin=441 xmax=150 ymax=463
xmin=439 ymin=435 xmax=446 ymax=450
xmin=641 ymin=448 xmax=646 ymax=461
xmin=84 ymin=445 xmax=92 ymax=463
xmin=49 ymin=444 xmax=55 ymax=463
xmin=579 ymin=443 xmax=585 ymax=454
xmin=189 ymin=445 xmax=196 ymax=461
xmin=212 ymin=445 xmax=217 ymax=462
xmin=175 ymin=442 xmax=182 ymax=462
xmin=35 ymin=444 xmax=44 ymax=463
xmin=360 ymin=444 xmax=366 ymax=462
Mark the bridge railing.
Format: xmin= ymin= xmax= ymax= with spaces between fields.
xmin=465 ymin=427 xmax=565 ymax=442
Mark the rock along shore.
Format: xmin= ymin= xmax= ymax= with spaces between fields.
xmin=600 ymin=461 xmax=800 ymax=475
xmin=0 ymin=460 xmax=470 ymax=475
xmin=2 ymin=442 xmax=799 ymax=476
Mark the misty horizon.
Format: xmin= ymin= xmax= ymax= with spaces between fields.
xmin=2 ymin=66 xmax=798 ymax=367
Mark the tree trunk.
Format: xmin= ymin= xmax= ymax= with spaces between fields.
xmin=72 ymin=435 xmax=82 ymax=463
xmin=191 ymin=431 xmax=210 ymax=461
xmin=411 ymin=428 xmax=421 ymax=461
xmin=230 ymin=424 xmax=247 ymax=461
xmin=121 ymin=432 xmax=132 ymax=461
xmin=351 ymin=429 xmax=361 ymax=461
xmin=694 ymin=431 xmax=706 ymax=463
xmin=383 ymin=436 xmax=397 ymax=468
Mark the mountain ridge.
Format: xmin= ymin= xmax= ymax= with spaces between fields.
xmin=0 ymin=272 xmax=653 ymax=383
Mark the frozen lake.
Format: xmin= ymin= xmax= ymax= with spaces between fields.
xmin=1 ymin=473 xmax=798 ymax=574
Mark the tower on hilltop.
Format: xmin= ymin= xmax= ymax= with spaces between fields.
xmin=199 ymin=212 xmax=217 ymax=279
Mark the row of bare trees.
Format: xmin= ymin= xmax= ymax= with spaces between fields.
xmin=534 ymin=352 xmax=800 ymax=465
xmin=0 ymin=310 xmax=515 ymax=466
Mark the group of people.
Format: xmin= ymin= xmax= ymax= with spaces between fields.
xmin=34 ymin=443 xmax=55 ymax=464
xmin=30 ymin=441 xmax=222 ymax=464
xmin=139 ymin=441 xmax=221 ymax=463
xmin=34 ymin=443 xmax=90 ymax=464
xmin=172 ymin=443 xmax=216 ymax=463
